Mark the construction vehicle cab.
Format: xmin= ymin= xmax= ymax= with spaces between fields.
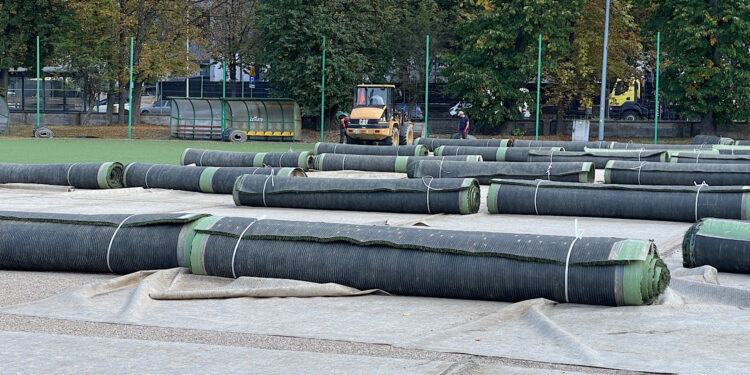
xmin=346 ymin=84 xmax=414 ymax=145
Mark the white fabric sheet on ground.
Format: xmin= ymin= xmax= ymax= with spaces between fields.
xmin=4 ymin=267 xmax=749 ymax=374
xmin=0 ymin=331 xmax=453 ymax=375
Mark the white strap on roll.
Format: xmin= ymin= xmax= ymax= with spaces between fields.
xmin=564 ymin=219 xmax=584 ymax=303
xmin=230 ymin=217 xmax=264 ymax=278
xmin=143 ymin=164 xmax=158 ymax=189
xmin=198 ymin=150 xmax=208 ymax=166
xmin=66 ymin=163 xmax=79 ymax=186
xmin=694 ymin=181 xmax=708 ymax=222
xmin=533 ymin=179 xmax=546 ymax=215
xmin=106 ymin=214 xmax=136 ymax=273
xmin=261 ymin=174 xmax=275 ymax=207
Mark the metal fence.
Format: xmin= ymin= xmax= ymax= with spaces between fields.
xmin=170 ymin=98 xmax=301 ymax=141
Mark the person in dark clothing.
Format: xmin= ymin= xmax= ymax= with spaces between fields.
xmin=338 ymin=111 xmax=350 ymax=143
xmin=457 ymin=111 xmax=470 ymax=139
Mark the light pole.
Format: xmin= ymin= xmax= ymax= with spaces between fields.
xmin=597 ymin=0 xmax=611 ymax=141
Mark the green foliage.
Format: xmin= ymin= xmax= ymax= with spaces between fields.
xmin=646 ymin=0 xmax=750 ymax=127
xmin=441 ymin=0 xmax=584 ymax=129
xmin=257 ymin=0 xmax=399 ymax=120
xmin=511 ymin=128 xmax=525 ymax=137
xmin=0 ymin=0 xmax=71 ymax=69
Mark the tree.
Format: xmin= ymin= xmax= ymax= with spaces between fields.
xmin=52 ymin=0 xmax=118 ymax=124
xmin=257 ymin=0 xmax=397 ymax=127
xmin=441 ymin=1 xmax=584 ymax=130
xmin=646 ymin=0 xmax=750 ymax=133
xmin=112 ymin=0 xmax=202 ymax=126
xmin=544 ymin=0 xmax=641 ymax=133
xmin=0 ymin=0 xmax=72 ymax=97
xmin=204 ymin=0 xmax=259 ymax=83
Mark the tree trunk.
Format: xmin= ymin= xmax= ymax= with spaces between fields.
xmin=118 ymin=85 xmax=126 ymax=125
xmin=132 ymin=83 xmax=143 ymax=129
xmin=106 ymin=86 xmax=115 ymax=125
xmin=0 ymin=69 xmax=8 ymax=97
xmin=700 ymin=110 xmax=717 ymax=135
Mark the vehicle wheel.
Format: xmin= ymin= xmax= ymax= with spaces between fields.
xmin=388 ymin=127 xmax=399 ymax=146
xmin=400 ymin=127 xmax=413 ymax=145
xmin=141 ymin=110 xmax=150 ymax=114
xmin=346 ymin=135 xmax=359 ymax=144
xmin=622 ymin=110 xmax=640 ymax=121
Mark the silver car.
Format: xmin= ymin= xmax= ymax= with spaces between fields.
xmin=140 ymin=100 xmax=171 ymax=114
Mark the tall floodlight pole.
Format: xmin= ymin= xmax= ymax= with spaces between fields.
xmin=535 ymin=34 xmax=542 ymax=140
xmin=424 ymin=35 xmax=429 ymax=138
xmin=597 ymin=0 xmax=611 ymax=141
xmin=127 ymin=37 xmax=134 ymax=139
xmin=320 ymin=36 xmax=326 ymax=143
xmin=36 ymin=36 xmax=40 ymax=128
xmin=654 ymin=32 xmax=661 ymax=144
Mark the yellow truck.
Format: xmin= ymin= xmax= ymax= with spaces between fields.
xmin=346 ymin=84 xmax=414 ymax=145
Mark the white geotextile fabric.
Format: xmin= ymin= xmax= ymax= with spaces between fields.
xmin=3 ymin=265 xmax=750 ymax=374
xmin=0 ymin=331 xmax=453 ymax=375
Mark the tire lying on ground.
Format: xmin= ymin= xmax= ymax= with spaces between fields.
xmin=0 ymin=162 xmax=124 ymax=189
xmin=313 ymin=142 xmax=428 ymax=156
xmin=233 ymin=174 xmax=480 ymax=214
xmin=311 ymin=154 xmax=482 ymax=173
xmin=188 ymin=215 xmax=669 ymax=306
xmin=415 ymin=137 xmax=511 ymax=151
xmin=0 ymin=211 xmax=207 ymax=273
xmin=408 ymin=161 xmax=594 ymax=184
xmin=670 ymin=152 xmax=750 ymax=164
xmin=604 ymin=161 xmax=750 ymax=186
xmin=683 ymin=218 xmax=750 ymax=274
xmin=487 ymin=179 xmax=750 ymax=222
xmin=435 ymin=145 xmax=563 ymax=162
xmin=33 ymin=126 xmax=54 ymax=138
xmin=512 ymin=140 xmax=612 ymax=151
xmin=180 ymin=148 xmax=313 ymax=171
xmin=221 ymin=128 xmax=248 ymax=143
xmin=123 ymin=163 xmax=305 ymax=194
xmin=528 ymin=149 xmax=668 ymax=169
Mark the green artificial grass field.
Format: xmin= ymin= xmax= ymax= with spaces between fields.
xmin=0 ymin=138 xmax=315 ymax=165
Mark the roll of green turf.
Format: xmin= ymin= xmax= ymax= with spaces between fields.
xmin=604 ymin=160 xmax=750 ymax=186
xmin=415 ymin=137 xmax=512 ymax=151
xmin=188 ymin=215 xmax=668 ymax=306
xmin=487 ymin=179 xmax=750 ymax=222
xmin=0 ymin=162 xmax=123 ymax=189
xmin=610 ymin=142 xmax=713 ymax=150
xmin=529 ymin=149 xmax=668 ymax=168
xmin=670 ymin=152 xmax=750 ymax=164
xmin=512 ymin=140 xmax=613 ymax=151
xmin=124 ymin=163 xmax=305 ymax=194
xmin=180 ymin=148 xmax=312 ymax=171
xmin=683 ymin=218 xmax=750 ymax=273
xmin=0 ymin=211 xmax=207 ymax=273
xmin=712 ymin=145 xmax=750 ymax=155
xmin=409 ymin=161 xmax=594 ymax=184
xmin=233 ymin=174 xmax=480 ymax=214
xmin=435 ymin=146 xmax=563 ymax=162
xmin=313 ymin=142 xmax=428 ymax=156
xmin=311 ymin=154 xmax=482 ymax=173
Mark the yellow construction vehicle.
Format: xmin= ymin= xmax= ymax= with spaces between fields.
xmin=346 ymin=84 xmax=414 ymax=145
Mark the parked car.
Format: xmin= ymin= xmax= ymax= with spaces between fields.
xmin=94 ymin=98 xmax=129 ymax=113
xmin=393 ymin=103 xmax=424 ymax=120
xmin=141 ymin=100 xmax=171 ymax=114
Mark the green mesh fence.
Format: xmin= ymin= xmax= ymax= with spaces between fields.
xmin=169 ymin=98 xmax=301 ymax=142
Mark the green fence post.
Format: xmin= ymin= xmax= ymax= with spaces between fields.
xmin=654 ymin=32 xmax=660 ymax=145
xmin=36 ymin=36 xmax=40 ymax=128
xmin=424 ymin=35 xmax=429 ymax=139
xmin=221 ymin=60 xmax=226 ymax=133
xmin=127 ymin=37 xmax=134 ymax=139
xmin=320 ymin=36 xmax=326 ymax=143
xmin=535 ymin=34 xmax=541 ymax=141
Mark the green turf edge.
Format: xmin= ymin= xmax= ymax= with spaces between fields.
xmin=189 ymin=216 xmax=224 ymax=275
xmin=434 ymin=146 xmax=444 ymax=156
xmin=253 ymin=153 xmax=266 ymax=167
xmin=394 ymin=156 xmax=409 ymax=173
xmin=199 ymin=167 xmax=218 ymax=193
xmin=487 ymin=183 xmax=500 ymax=214
xmin=603 ymin=160 xmax=613 ymax=184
